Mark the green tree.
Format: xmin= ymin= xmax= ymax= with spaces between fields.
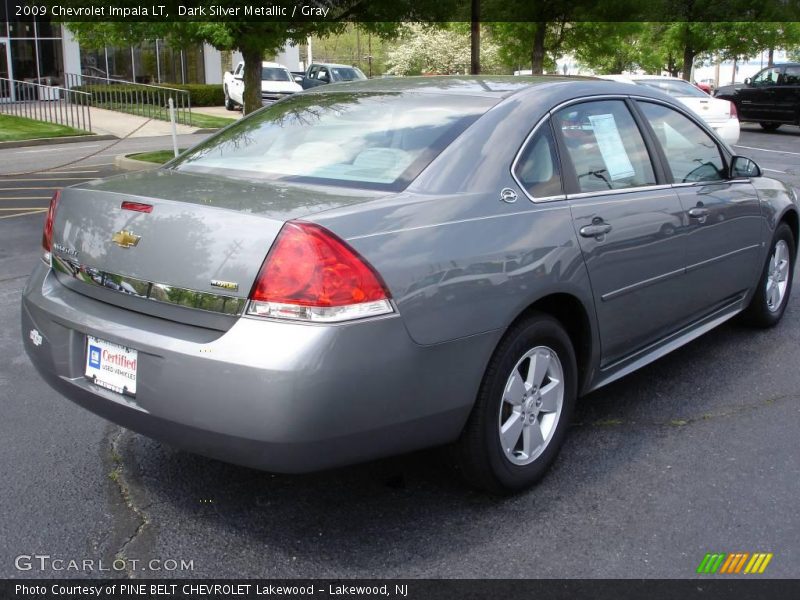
xmin=385 ymin=23 xmax=505 ymax=75
xmin=65 ymin=1 xmax=462 ymax=114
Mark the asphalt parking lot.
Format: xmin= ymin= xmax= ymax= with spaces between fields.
xmin=1 ymin=126 xmax=799 ymax=579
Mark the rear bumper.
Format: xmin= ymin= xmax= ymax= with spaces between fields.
xmin=22 ymin=263 xmax=495 ymax=472
xmin=709 ymin=118 xmax=740 ymax=146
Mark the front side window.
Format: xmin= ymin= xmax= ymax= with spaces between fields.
xmin=554 ymin=100 xmax=656 ymax=193
xmin=752 ymin=67 xmax=779 ymax=86
xmin=637 ymin=101 xmax=725 ymax=183
xmin=514 ymin=121 xmax=562 ymax=198
xmin=172 ymin=92 xmax=496 ymax=190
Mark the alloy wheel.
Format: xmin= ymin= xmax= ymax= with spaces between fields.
xmin=498 ymin=346 xmax=564 ymax=466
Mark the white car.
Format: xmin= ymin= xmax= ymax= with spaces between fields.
xmin=599 ymin=75 xmax=740 ymax=145
xmin=223 ymin=61 xmax=303 ymax=109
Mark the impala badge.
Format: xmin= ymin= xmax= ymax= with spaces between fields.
xmin=112 ymin=230 xmax=141 ymax=248
xmin=210 ymin=279 xmax=239 ymax=291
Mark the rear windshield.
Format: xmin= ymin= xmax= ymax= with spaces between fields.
xmin=635 ymin=79 xmax=708 ymax=98
xmin=262 ymin=67 xmax=292 ymax=82
xmin=332 ymin=67 xmax=366 ymax=81
xmin=172 ymin=92 xmax=495 ymax=191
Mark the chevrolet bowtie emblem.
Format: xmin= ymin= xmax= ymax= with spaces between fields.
xmin=112 ymin=230 xmax=141 ymax=248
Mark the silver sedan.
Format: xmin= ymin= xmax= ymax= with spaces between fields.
xmin=22 ymin=77 xmax=798 ymax=492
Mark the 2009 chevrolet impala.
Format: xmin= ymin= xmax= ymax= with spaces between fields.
xmin=22 ymin=77 xmax=798 ymax=491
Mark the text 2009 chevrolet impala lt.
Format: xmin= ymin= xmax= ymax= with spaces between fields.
xmin=22 ymin=77 xmax=798 ymax=492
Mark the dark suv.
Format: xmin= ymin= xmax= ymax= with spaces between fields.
xmin=715 ymin=63 xmax=800 ymax=131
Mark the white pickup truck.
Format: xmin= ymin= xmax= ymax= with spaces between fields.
xmin=223 ymin=61 xmax=303 ymax=110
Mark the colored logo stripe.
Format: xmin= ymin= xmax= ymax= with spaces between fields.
xmin=697 ymin=552 xmax=773 ymax=574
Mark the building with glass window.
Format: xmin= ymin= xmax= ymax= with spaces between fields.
xmin=1 ymin=6 xmax=299 ymax=98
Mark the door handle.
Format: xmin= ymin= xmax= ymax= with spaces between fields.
xmin=688 ymin=207 xmax=709 ymax=218
xmin=579 ymin=222 xmax=613 ymax=238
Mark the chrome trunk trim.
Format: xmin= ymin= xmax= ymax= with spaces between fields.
xmin=51 ymin=255 xmax=246 ymax=316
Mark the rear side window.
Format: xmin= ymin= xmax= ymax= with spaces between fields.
xmin=513 ymin=121 xmax=563 ymax=198
xmin=637 ymin=101 xmax=725 ymax=183
xmin=553 ymin=100 xmax=656 ymax=193
xmin=784 ymin=67 xmax=800 ymax=85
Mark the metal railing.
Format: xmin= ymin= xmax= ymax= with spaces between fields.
xmin=0 ymin=78 xmax=93 ymax=133
xmin=64 ymin=73 xmax=192 ymax=126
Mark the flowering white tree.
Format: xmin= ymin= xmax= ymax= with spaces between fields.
xmin=386 ymin=24 xmax=506 ymax=75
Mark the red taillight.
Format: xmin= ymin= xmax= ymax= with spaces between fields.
xmin=121 ymin=201 xmax=153 ymax=213
xmin=248 ymin=221 xmax=393 ymax=322
xmin=42 ymin=190 xmax=61 ymax=263
xmin=729 ymin=101 xmax=738 ymax=119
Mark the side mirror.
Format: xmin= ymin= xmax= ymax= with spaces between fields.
xmin=730 ymin=155 xmax=761 ymax=178
xmin=234 ymin=73 xmax=243 ymax=81
xmin=744 ymin=77 xmax=752 ymax=86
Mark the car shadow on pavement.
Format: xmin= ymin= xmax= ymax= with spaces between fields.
xmin=112 ymin=291 xmax=798 ymax=576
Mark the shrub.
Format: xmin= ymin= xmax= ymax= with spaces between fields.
xmin=73 ymin=83 xmax=224 ymax=107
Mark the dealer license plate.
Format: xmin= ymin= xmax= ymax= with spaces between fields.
xmin=85 ymin=336 xmax=138 ymax=396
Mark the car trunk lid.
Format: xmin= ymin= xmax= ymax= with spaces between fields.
xmin=679 ymin=96 xmax=733 ymax=124
xmin=50 ymin=169 xmax=384 ymax=327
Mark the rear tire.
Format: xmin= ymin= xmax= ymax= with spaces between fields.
xmin=743 ymin=222 xmax=795 ymax=327
xmin=759 ymin=122 xmax=781 ymax=132
xmin=455 ymin=313 xmax=577 ymax=493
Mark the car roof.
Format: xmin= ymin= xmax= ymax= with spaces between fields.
xmin=261 ymin=62 xmax=289 ymax=69
xmin=311 ymin=62 xmax=361 ymax=69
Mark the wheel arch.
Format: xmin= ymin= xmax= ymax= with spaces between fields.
xmin=780 ymin=207 xmax=799 ymax=252
xmin=504 ymin=292 xmax=595 ymax=396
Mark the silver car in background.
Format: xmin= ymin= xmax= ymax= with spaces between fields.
xmin=22 ymin=77 xmax=798 ymax=492
xmin=599 ymin=74 xmax=741 ymax=145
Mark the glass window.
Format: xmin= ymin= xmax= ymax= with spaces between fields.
xmin=36 ymin=38 xmax=63 ymax=85
xmin=752 ymin=67 xmax=779 ymax=86
xmin=0 ymin=1 xmax=7 ymax=37
xmin=514 ymin=121 xmax=562 ymax=198
xmin=554 ymin=100 xmax=656 ymax=193
xmin=331 ymin=67 xmax=366 ymax=82
xmin=172 ymin=92 xmax=496 ymax=191
xmin=10 ymin=39 xmax=37 ymax=80
xmin=638 ymin=101 xmax=725 ymax=183
xmin=262 ymin=67 xmax=291 ymax=82
xmin=783 ymin=67 xmax=800 ymax=86
xmin=635 ymin=78 xmax=708 ymax=98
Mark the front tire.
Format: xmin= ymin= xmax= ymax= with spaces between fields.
xmin=759 ymin=122 xmax=781 ymax=132
xmin=455 ymin=313 xmax=577 ymax=493
xmin=744 ymin=222 xmax=795 ymax=327
xmin=224 ymin=88 xmax=235 ymax=111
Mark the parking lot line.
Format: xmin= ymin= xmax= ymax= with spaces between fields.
xmin=0 ymin=196 xmax=52 ymax=200
xmin=0 ymin=177 xmax=96 ymax=181
xmin=762 ymin=168 xmax=784 ymax=173
xmin=36 ymin=170 xmax=99 ymax=175
xmin=14 ymin=144 xmax=102 ymax=154
xmin=49 ymin=163 xmax=113 ymax=170
xmin=734 ymin=144 xmax=800 ymax=157
xmin=0 ymin=209 xmax=46 ymax=219
xmin=0 ymin=187 xmax=62 ymax=191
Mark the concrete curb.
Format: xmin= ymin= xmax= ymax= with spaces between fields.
xmin=0 ymin=134 xmax=117 ymax=150
xmin=114 ymin=154 xmax=160 ymax=172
